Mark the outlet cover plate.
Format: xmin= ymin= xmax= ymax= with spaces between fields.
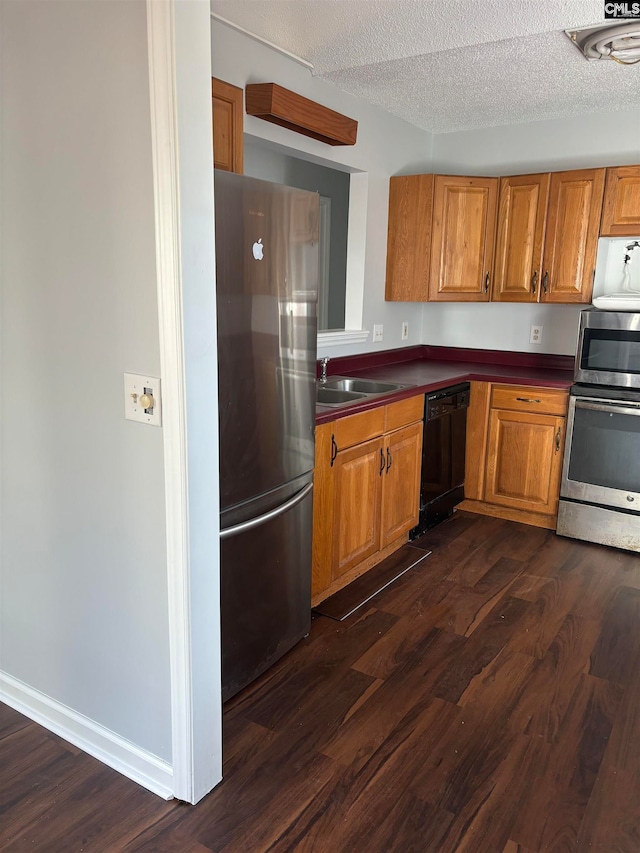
xmin=373 ymin=324 xmax=384 ymax=342
xmin=530 ymin=325 xmax=543 ymax=345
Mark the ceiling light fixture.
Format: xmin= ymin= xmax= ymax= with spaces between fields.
xmin=566 ymin=20 xmax=640 ymax=64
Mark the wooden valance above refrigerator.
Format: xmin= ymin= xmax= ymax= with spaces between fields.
xmin=245 ymin=83 xmax=358 ymax=147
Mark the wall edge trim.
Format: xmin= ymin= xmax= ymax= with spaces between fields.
xmin=146 ymin=0 xmax=194 ymax=803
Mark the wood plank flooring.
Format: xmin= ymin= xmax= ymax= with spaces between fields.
xmin=2 ymin=512 xmax=640 ymax=852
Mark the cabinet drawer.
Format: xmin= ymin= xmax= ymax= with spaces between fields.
xmin=490 ymin=385 xmax=568 ymax=416
xmin=384 ymin=395 xmax=424 ymax=432
xmin=333 ymin=406 xmax=385 ymax=450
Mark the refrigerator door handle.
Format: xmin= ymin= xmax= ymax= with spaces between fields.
xmin=220 ymin=482 xmax=314 ymax=540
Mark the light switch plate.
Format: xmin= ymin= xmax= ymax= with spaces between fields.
xmin=124 ymin=373 xmax=162 ymax=426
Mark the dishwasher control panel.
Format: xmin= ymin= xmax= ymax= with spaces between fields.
xmin=426 ymin=383 xmax=470 ymax=421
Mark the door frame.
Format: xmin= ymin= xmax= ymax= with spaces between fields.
xmin=146 ymin=0 xmax=222 ymax=804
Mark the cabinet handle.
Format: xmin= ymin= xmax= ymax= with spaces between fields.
xmin=330 ymin=434 xmax=338 ymax=467
xmin=555 ymin=426 xmax=562 ymax=453
xmin=386 ymin=447 xmax=393 ymax=473
xmin=542 ymin=271 xmax=549 ymax=294
xmin=484 ymin=272 xmax=490 ymax=293
xmin=531 ymin=270 xmax=538 ymax=294
xmin=379 ymin=448 xmax=385 ymax=476
xmin=516 ymin=397 xmax=541 ymax=403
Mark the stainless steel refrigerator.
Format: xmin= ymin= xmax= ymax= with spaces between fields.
xmin=214 ymin=170 xmax=318 ymax=702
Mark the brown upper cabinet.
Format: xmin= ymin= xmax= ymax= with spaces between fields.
xmin=212 ymin=77 xmax=243 ymax=174
xmin=601 ymin=166 xmax=640 ymax=236
xmin=541 ymin=169 xmax=606 ymax=303
xmin=429 ymin=176 xmax=498 ymax=301
xmin=492 ymin=168 xmax=605 ymax=304
xmin=385 ymin=165 xmax=630 ymax=305
xmin=385 ymin=174 xmax=498 ymax=302
xmin=385 ymin=174 xmax=434 ymax=301
xmin=492 ymin=173 xmax=550 ymax=302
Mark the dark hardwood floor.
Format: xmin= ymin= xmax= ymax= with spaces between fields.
xmin=2 ymin=512 xmax=640 ymax=852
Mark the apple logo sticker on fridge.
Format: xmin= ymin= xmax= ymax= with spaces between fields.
xmin=252 ymin=238 xmax=264 ymax=260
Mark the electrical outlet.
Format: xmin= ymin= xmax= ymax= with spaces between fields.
xmin=401 ymin=321 xmax=409 ymax=340
xmin=530 ymin=325 xmax=543 ymax=345
xmin=373 ymin=324 xmax=384 ymax=342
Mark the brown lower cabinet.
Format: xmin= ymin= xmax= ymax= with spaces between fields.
xmin=460 ymin=381 xmax=568 ymax=529
xmin=312 ymin=396 xmax=423 ymax=604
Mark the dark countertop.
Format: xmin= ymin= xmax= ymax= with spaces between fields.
xmin=315 ymin=355 xmax=574 ymax=425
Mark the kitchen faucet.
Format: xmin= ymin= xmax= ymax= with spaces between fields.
xmin=319 ymin=357 xmax=329 ymax=383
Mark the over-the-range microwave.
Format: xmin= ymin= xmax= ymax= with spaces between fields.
xmin=575 ymin=309 xmax=640 ymax=390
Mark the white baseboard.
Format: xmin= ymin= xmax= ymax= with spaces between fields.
xmin=0 ymin=671 xmax=174 ymax=800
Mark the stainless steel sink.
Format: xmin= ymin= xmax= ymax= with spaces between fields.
xmin=324 ymin=377 xmax=411 ymax=394
xmin=317 ymin=375 xmax=415 ymax=406
xmin=316 ymin=386 xmax=369 ymax=406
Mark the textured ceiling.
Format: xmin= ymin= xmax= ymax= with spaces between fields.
xmin=211 ymin=0 xmax=639 ymax=134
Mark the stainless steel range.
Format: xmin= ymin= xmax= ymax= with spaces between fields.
xmin=557 ymin=309 xmax=640 ymax=552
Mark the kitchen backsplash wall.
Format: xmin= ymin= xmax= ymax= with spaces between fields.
xmin=421 ymin=302 xmax=584 ymax=356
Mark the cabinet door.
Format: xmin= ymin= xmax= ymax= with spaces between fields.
xmin=429 ymin=176 xmax=498 ymax=301
xmin=212 ymin=77 xmax=243 ymax=174
xmin=484 ymin=410 xmax=565 ymax=514
xmin=380 ymin=422 xmax=423 ymax=548
xmin=541 ymin=169 xmax=605 ymax=304
xmin=385 ymin=174 xmax=434 ymax=302
xmin=332 ymin=437 xmax=384 ymax=581
xmin=493 ymin=173 xmax=550 ymax=302
xmin=601 ymin=166 xmax=640 ymax=236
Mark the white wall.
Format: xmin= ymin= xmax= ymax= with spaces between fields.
xmin=1 ymin=0 xmax=171 ymax=761
xmin=212 ymin=19 xmax=434 ymax=357
xmin=431 ymin=108 xmax=640 ymax=176
xmin=424 ymin=108 xmax=640 ymax=355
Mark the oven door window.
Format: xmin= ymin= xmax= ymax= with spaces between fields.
xmin=581 ymin=329 xmax=640 ymax=375
xmin=569 ymin=403 xmax=640 ymax=493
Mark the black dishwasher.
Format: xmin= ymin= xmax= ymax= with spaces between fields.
xmin=410 ymin=382 xmax=470 ymax=537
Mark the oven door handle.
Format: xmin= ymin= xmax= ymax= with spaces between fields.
xmin=575 ymin=400 xmax=640 ymax=416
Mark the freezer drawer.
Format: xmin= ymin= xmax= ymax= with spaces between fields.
xmin=221 ymin=480 xmax=313 ymax=702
